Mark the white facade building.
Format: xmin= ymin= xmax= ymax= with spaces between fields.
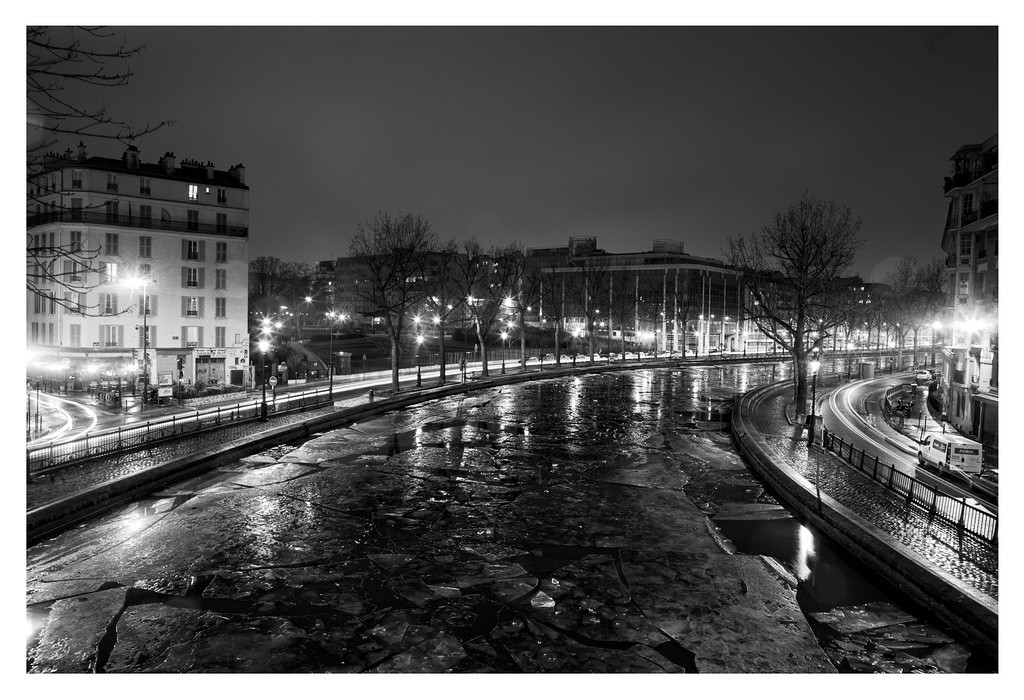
xmin=27 ymin=143 xmax=250 ymax=395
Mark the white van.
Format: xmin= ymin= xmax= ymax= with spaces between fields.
xmin=917 ymin=435 xmax=983 ymax=475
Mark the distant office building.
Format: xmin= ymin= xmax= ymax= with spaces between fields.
xmin=938 ymin=134 xmax=998 ymax=446
xmin=27 ymin=143 xmax=251 ymax=391
xmin=529 ymin=238 xmax=759 ymax=354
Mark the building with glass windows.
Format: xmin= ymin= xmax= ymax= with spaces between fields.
xmin=27 ymin=143 xmax=251 ymax=396
xmin=937 ymin=134 xmax=998 ymax=446
xmin=528 ymin=238 xmax=767 ymax=355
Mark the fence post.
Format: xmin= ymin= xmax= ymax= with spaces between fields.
xmin=906 ymin=479 xmax=915 ymax=505
xmin=859 ymin=449 xmax=865 ymax=469
xmin=873 ymin=455 xmax=879 ymax=480
xmin=957 ymin=498 xmax=967 ymax=534
xmin=928 ymin=488 xmax=939 ymax=519
xmin=887 ymin=464 xmax=895 ymax=489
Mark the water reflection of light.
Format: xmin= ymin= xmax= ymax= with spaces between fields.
xmin=566 ymin=377 xmax=582 ymax=424
xmin=27 ymin=615 xmax=41 ymax=641
xmin=793 ymin=524 xmax=817 ymax=581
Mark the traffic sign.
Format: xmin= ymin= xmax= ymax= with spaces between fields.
xmin=268 ymin=376 xmax=278 ymax=387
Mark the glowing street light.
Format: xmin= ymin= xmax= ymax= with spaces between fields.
xmin=258 ymin=339 xmax=270 ymax=421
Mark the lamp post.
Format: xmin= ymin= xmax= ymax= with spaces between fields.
xmin=500 ymin=331 xmax=508 ymax=374
xmin=416 ymin=334 xmax=424 ymax=387
xmin=326 ymin=311 xmax=338 ymax=400
xmin=808 ymin=359 xmax=820 ymax=446
xmin=126 ymin=275 xmax=154 ymax=412
xmin=258 ymin=339 xmax=270 ymax=421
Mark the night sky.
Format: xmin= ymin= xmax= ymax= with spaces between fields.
xmin=53 ymin=25 xmax=997 ymax=281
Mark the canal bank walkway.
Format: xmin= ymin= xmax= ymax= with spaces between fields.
xmin=742 ymin=382 xmax=997 ymax=599
xmin=734 ymin=379 xmax=998 ymax=657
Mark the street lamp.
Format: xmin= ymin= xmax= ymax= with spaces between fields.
xmin=808 ymin=359 xmax=821 ymax=446
xmin=258 ymin=339 xmax=270 ymax=421
xmin=126 ymin=275 xmax=154 ymax=412
xmin=500 ymin=331 xmax=508 ymax=374
xmin=326 ymin=311 xmax=338 ymax=400
xmin=415 ymin=334 xmax=424 ymax=387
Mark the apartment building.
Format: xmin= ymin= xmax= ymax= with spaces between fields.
xmin=937 ymin=134 xmax=998 ymax=446
xmin=27 ymin=143 xmax=251 ymax=392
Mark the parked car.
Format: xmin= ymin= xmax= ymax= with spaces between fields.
xmin=543 ymin=353 xmax=556 ymax=363
xmin=915 ymin=369 xmax=933 ymax=384
xmin=560 ymin=354 xmax=573 ymax=364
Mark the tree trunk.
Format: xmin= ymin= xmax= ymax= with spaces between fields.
xmin=438 ymin=320 xmax=447 ymax=384
xmin=520 ymin=317 xmax=527 ymax=370
xmin=557 ymin=321 xmax=565 ymax=366
xmin=476 ymin=322 xmax=488 ymax=377
xmin=390 ymin=336 xmax=400 ymax=391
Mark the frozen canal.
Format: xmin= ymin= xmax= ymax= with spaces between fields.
xmin=27 ymin=365 xmax=986 ymax=673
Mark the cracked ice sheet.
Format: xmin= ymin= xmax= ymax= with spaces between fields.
xmin=501 ymin=482 xmax=726 ymax=556
xmin=593 ymin=453 xmax=690 ymax=490
xmin=29 ymin=586 xmax=126 ymax=673
xmin=29 ymin=484 xmax=366 ymax=605
xmin=111 ymin=606 xmax=366 ymax=672
xmin=620 ymin=549 xmax=834 ymax=673
xmin=491 ymin=618 xmax=676 ymax=672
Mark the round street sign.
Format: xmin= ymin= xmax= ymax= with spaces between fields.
xmin=268 ymin=376 xmax=278 ymax=387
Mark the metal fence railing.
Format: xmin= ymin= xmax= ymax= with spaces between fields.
xmin=819 ymin=428 xmax=997 ymax=544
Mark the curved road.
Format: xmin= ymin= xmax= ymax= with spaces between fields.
xmin=820 ymin=375 xmax=995 ymax=513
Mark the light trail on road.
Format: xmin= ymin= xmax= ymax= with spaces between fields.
xmin=26 ymin=395 xmax=94 ymax=447
xmin=823 ymin=379 xmax=994 ymax=513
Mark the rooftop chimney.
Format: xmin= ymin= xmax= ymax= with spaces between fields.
xmin=206 ymin=160 xmax=215 ymax=179
xmin=76 ymin=141 xmax=88 ymax=161
xmin=159 ymin=151 xmax=177 ymax=174
xmin=228 ymin=163 xmax=246 ymax=184
xmin=123 ymin=145 xmax=141 ymax=170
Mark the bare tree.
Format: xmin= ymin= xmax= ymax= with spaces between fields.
xmin=249 ymin=257 xmax=313 ymax=315
xmin=421 ymin=238 xmax=464 ymax=384
xmin=728 ymin=193 xmax=864 ymax=414
xmin=27 ymin=27 xmax=172 ymax=312
xmin=571 ymin=255 xmax=611 ymax=359
xmin=455 ymin=239 xmax=523 ymax=377
xmin=608 ymin=270 xmax=637 ymax=358
xmin=350 ymin=212 xmax=436 ymax=390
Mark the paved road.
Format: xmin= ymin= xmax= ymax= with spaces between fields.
xmin=819 ymin=374 xmax=995 ymax=509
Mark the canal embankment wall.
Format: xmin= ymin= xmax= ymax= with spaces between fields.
xmin=732 ymin=380 xmax=998 ymax=657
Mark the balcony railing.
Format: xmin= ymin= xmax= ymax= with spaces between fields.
xmin=27 ymin=209 xmax=248 ymax=238
xmin=961 ymin=209 xmax=978 ymax=226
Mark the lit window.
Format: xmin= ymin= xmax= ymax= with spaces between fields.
xmin=188 ymin=184 xmax=198 ymax=200
xmin=186 ymin=240 xmax=200 ymax=260
xmin=186 ymin=297 xmax=199 ymax=317
xmin=186 ymin=268 xmax=199 ymax=287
